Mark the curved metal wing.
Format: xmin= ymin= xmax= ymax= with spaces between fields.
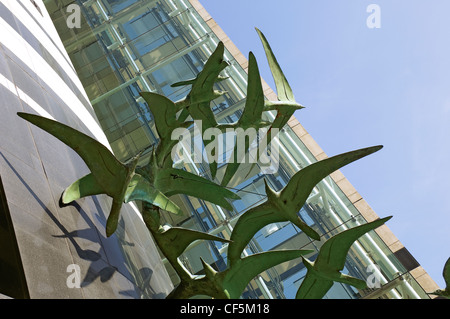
xmin=239 ymin=51 xmax=267 ymax=128
xmin=227 ymin=201 xmax=283 ymax=265
xmin=222 ymin=249 xmax=313 ymax=299
xmin=256 ymin=28 xmax=294 ymax=103
xmin=155 ymin=167 xmax=240 ymax=210
xmin=315 ymin=216 xmax=392 ymax=272
xmin=297 ymin=216 xmax=391 ymax=299
xmin=280 ymin=146 xmax=383 ymax=214
xmin=124 ymin=174 xmax=183 ymax=216
xmin=155 ymin=226 xmax=231 ymax=263
xmin=295 ymin=273 xmax=334 ymax=299
xmin=62 ymin=173 xmax=103 ymax=204
xmin=18 ymin=112 xmax=126 ymax=195
xmin=256 ymin=28 xmax=303 ymax=131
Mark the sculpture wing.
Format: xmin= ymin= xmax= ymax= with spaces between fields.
xmin=337 ymin=273 xmax=367 ymax=290
xmin=295 ymin=272 xmax=333 ymax=299
xmin=280 ymin=146 xmax=383 ymax=215
xmin=223 ymin=249 xmax=313 ymax=299
xmin=61 ymin=173 xmax=104 ymax=204
xmin=124 ymin=174 xmax=183 ymax=216
xmin=256 ymin=28 xmax=294 ymax=102
xmin=227 ymin=202 xmax=284 ymax=265
xmin=155 ymin=168 xmax=240 ymax=210
xmin=183 ymin=41 xmax=229 ymax=105
xmin=17 ymin=112 xmax=126 ymax=193
xmin=220 ymin=52 xmax=269 ymax=186
xmin=171 ymin=42 xmax=229 ymax=179
xmin=159 ymin=227 xmax=231 ymax=261
xmin=239 ymin=52 xmax=266 ymax=127
xmin=220 ymin=134 xmax=253 ymax=187
xmin=256 ymin=28 xmax=302 ymax=131
xmin=315 ymin=216 xmax=392 ymax=272
xmin=139 ymin=92 xmax=187 ymax=140
xmin=443 ymin=257 xmax=450 ymax=289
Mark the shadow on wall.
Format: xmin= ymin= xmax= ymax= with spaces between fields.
xmin=0 ymin=151 xmax=164 ymax=298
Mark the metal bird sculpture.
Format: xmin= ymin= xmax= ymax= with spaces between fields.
xmin=17 ymin=112 xmax=182 ymax=237
xmin=227 ymin=145 xmax=383 ymax=265
xmin=296 ymin=216 xmax=392 ymax=299
xmin=137 ymin=151 xmax=240 ymax=211
xmin=171 ymin=41 xmax=229 ymax=179
xmin=139 ymin=92 xmax=192 ymax=169
xmin=225 ymin=51 xmax=270 ymax=131
xmin=15 ymin=24 xmax=395 ymax=301
xmin=137 ymin=92 xmax=241 ymax=210
xmin=219 ymin=51 xmax=271 ymax=186
xmin=256 ymin=28 xmax=304 ymax=133
xmin=168 ymin=249 xmax=312 ymax=299
xmin=172 ymin=41 xmax=229 ymax=109
xmin=140 ymin=203 xmax=231 ymax=283
xmin=204 ymin=249 xmax=313 ymax=299
xmin=428 ymin=257 xmax=450 ymax=298
xmin=224 ymin=28 xmax=305 ymax=185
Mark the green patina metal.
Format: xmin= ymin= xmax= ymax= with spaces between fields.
xmin=17 ymin=29 xmax=398 ymax=299
xmin=429 ymin=258 xmax=450 ymax=298
xmin=17 ymin=112 xmax=183 ymax=237
xmin=226 ymin=146 xmax=384 ymax=265
xmin=296 ymin=217 xmax=392 ymax=299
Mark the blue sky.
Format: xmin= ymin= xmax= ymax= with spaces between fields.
xmin=201 ymin=0 xmax=450 ymax=289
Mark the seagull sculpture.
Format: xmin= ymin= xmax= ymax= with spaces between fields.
xmin=219 ymin=51 xmax=272 ymax=186
xmin=225 ymin=28 xmax=305 ymax=185
xmin=136 ymin=151 xmax=240 ymax=211
xmin=227 ymin=145 xmax=383 ymax=265
xmin=168 ymin=249 xmax=312 ymax=299
xmin=17 ymin=112 xmax=183 ymax=237
xmin=172 ymin=41 xmax=229 ymax=109
xmin=429 ymin=257 xmax=450 ymax=298
xmin=139 ymin=92 xmax=192 ymax=169
xmin=220 ymin=51 xmax=271 ymax=131
xmin=171 ymin=41 xmax=229 ymax=179
xmin=296 ymin=216 xmax=392 ymax=299
xmin=138 ymin=92 xmax=240 ymax=210
xmin=140 ymin=203 xmax=232 ymax=283
xmin=203 ymin=249 xmax=313 ymax=299
xmin=256 ymin=28 xmax=304 ymax=136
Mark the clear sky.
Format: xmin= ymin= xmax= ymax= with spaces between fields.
xmin=201 ymin=0 xmax=450 ymax=290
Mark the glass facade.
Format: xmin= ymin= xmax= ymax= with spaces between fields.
xmin=44 ymin=0 xmax=430 ymax=299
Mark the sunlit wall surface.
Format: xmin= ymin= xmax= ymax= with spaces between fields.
xmin=0 ymin=0 xmax=173 ymax=298
xmin=44 ymin=0 xmax=430 ymax=299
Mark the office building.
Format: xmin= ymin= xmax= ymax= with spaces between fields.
xmin=0 ymin=0 xmax=440 ymax=299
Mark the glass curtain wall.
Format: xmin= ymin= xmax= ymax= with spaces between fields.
xmin=44 ymin=0 xmax=429 ymax=299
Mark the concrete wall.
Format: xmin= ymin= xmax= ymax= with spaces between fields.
xmin=188 ymin=0 xmax=440 ymax=296
xmin=0 ymin=0 xmax=173 ymax=298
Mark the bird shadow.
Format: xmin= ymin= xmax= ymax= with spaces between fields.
xmin=0 ymin=152 xmax=120 ymax=286
xmin=1 ymin=151 xmax=167 ymax=297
